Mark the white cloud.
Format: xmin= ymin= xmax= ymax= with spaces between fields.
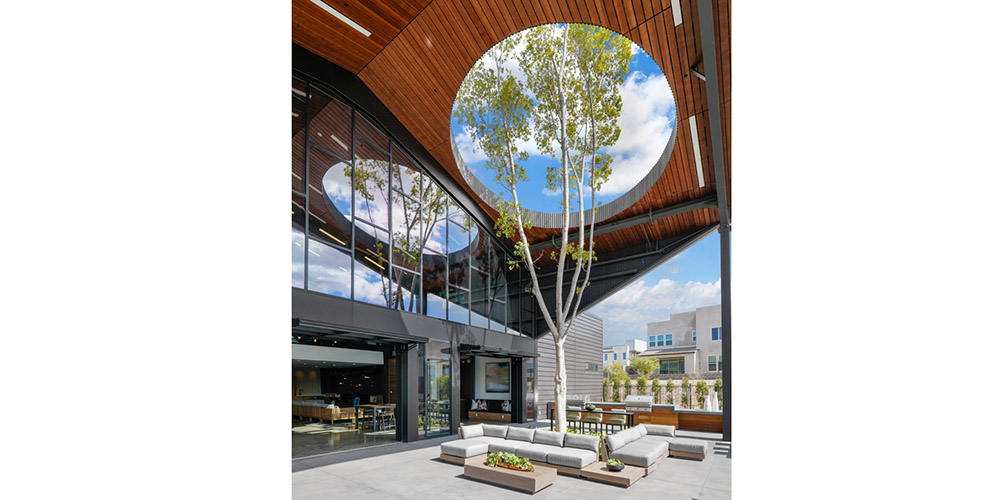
xmin=455 ymin=127 xmax=487 ymax=164
xmin=599 ymin=71 xmax=676 ymax=196
xmin=588 ymin=277 xmax=720 ymax=345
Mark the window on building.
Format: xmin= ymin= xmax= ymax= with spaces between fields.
xmin=692 ymin=330 xmax=696 ymax=341
xmin=585 ymin=363 xmax=600 ymax=372
xmin=712 ymin=327 xmax=721 ymax=341
xmin=648 ymin=335 xmax=655 ymax=345
xmin=604 ymin=353 xmax=608 ymax=361
xmin=659 ymin=358 xmax=684 ymax=373
xmin=665 ymin=334 xmax=672 ymax=346
xmin=613 ymin=353 xmax=617 ymax=360
xmin=656 ymin=335 xmax=664 ymax=347
xmin=709 ymin=355 xmax=723 ymax=372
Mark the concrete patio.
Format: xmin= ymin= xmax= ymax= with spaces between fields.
xmin=293 ymin=427 xmax=731 ymax=499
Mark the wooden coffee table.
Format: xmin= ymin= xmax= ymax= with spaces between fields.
xmin=581 ymin=461 xmax=645 ymax=487
xmin=463 ymin=460 xmax=557 ymax=493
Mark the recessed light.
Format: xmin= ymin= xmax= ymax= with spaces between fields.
xmin=310 ymin=0 xmax=371 ymax=37
xmin=292 ymin=112 xmax=300 ymax=118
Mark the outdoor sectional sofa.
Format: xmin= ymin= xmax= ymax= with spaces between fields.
xmin=440 ymin=423 xmax=601 ymax=476
xmin=605 ymin=423 xmax=709 ymax=474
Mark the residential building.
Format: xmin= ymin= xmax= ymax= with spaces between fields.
xmin=602 ymin=339 xmax=647 ymax=368
xmin=639 ymin=305 xmax=723 ymax=375
xmin=535 ymin=313 xmax=604 ymax=419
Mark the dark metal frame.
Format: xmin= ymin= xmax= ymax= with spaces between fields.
xmin=697 ymin=0 xmax=732 ymax=442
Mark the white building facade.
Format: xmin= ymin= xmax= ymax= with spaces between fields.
xmin=640 ymin=304 xmax=722 ymax=375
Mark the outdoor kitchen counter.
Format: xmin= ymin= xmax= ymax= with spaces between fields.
xmin=544 ymin=402 xmax=723 ymax=432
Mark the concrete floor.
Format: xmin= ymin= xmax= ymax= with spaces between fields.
xmin=292 ymin=428 xmax=731 ymax=499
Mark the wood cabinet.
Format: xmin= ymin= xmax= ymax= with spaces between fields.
xmin=468 ymin=411 xmax=511 ymax=422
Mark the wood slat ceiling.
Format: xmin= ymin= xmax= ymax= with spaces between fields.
xmin=293 ymin=0 xmax=731 ymax=259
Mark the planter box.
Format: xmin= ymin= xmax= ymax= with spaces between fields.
xmin=463 ymin=460 xmax=557 ymax=493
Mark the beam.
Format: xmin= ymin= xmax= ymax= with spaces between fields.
xmin=697 ymin=0 xmax=731 ymax=442
xmin=528 ymin=194 xmax=717 ymax=253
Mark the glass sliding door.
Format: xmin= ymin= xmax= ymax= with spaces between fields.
xmin=423 ymin=341 xmax=451 ymax=437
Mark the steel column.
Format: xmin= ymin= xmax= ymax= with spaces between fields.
xmin=697 ymin=0 xmax=731 ymax=442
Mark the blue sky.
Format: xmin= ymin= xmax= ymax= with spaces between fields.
xmin=451 ymin=28 xmax=717 ymax=348
xmin=451 ymin=40 xmax=676 ymax=214
xmin=588 ymin=231 xmax=722 ymax=348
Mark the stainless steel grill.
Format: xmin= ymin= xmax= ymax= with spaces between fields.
xmin=624 ymin=394 xmax=654 ymax=413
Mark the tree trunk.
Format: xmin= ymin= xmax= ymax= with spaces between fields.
xmin=552 ymin=333 xmax=568 ymax=432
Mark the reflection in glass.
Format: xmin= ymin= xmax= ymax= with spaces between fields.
xmin=392 ymin=267 xmax=421 ymax=314
xmin=292 ymin=78 xmax=307 ymax=192
xmin=489 ymin=240 xmax=506 ymax=332
xmin=424 ymin=341 xmax=451 ymax=437
xmin=308 ymin=86 xmax=352 ymax=161
xmin=422 ymin=182 xmax=448 ymax=255
xmin=471 ymin=269 xmax=489 ymax=328
xmin=448 ymin=287 xmax=469 ymax=325
xmin=354 ymin=221 xmax=390 ymax=307
xmin=308 ymin=146 xmax=352 ymax=248
xmin=422 ymin=252 xmax=447 ymax=320
xmin=447 ymin=211 xmax=469 ymax=291
xmin=356 ymin=115 xmax=390 ymax=153
xmin=390 ymin=160 xmax=421 ymax=273
xmin=306 ymin=238 xmax=351 ymax=298
xmin=470 ymin=224 xmax=488 ymax=271
xmin=353 ymin=140 xmax=390 ymax=231
xmin=292 ymin=192 xmax=306 ymax=288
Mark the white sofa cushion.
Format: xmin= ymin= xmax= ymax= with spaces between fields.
xmin=546 ymin=447 xmax=598 ymax=468
xmin=461 ymin=424 xmax=484 ymax=439
xmin=532 ymin=430 xmax=565 ymax=447
xmin=487 ymin=440 xmax=527 ymax=455
xmin=620 ymin=427 xmax=642 ymax=444
xmin=506 ymin=427 xmax=535 ymax=442
xmin=563 ymin=433 xmax=600 ymax=454
xmin=514 ymin=443 xmax=562 ymax=462
xmin=440 ymin=439 xmax=489 ymax=458
xmin=609 ymin=440 xmax=670 ymax=468
xmin=606 ymin=432 xmax=627 ymax=452
xmin=481 ymin=424 xmax=508 ymax=438
xmin=643 ymin=423 xmax=676 ymax=437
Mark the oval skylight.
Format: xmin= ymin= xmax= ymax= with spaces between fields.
xmin=450 ymin=24 xmax=677 ymax=217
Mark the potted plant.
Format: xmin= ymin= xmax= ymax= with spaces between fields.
xmin=607 ymin=458 xmax=624 ymax=472
xmin=485 ymin=452 xmax=534 ymax=472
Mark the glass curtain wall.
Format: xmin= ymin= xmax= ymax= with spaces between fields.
xmin=291 ymin=75 xmax=524 ymax=336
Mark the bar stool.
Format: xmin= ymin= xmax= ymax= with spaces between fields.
xmin=605 ymin=409 xmax=627 ymax=433
xmin=566 ymin=410 xmax=582 ymax=430
xmin=581 ymin=411 xmax=603 ymax=433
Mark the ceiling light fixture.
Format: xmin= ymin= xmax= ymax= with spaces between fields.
xmin=318 ymin=228 xmax=346 ymax=246
xmin=309 ymin=248 xmax=321 ymax=257
xmin=309 ymin=184 xmax=323 ymax=195
xmin=310 ymin=0 xmax=371 ymax=37
xmin=688 ymin=116 xmax=706 ymax=188
xmin=364 ymin=255 xmax=385 ymax=271
xmin=292 ymin=112 xmax=300 ymax=118
xmin=671 ymin=0 xmax=683 ymax=26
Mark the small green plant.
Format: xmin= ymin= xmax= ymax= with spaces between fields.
xmin=665 ymin=378 xmax=675 ymax=404
xmin=714 ymin=378 xmax=723 ymax=409
xmin=612 ymin=380 xmax=622 ymax=402
xmin=636 ymin=376 xmax=647 ymax=395
xmin=651 ymin=378 xmax=661 ymax=403
xmin=602 ymin=378 xmax=610 ymax=401
xmin=695 ymin=380 xmax=709 ymax=409
xmin=681 ymin=377 xmax=690 ymax=408
xmin=486 ymin=452 xmax=534 ymax=471
xmin=607 ymin=458 xmax=623 ymax=466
